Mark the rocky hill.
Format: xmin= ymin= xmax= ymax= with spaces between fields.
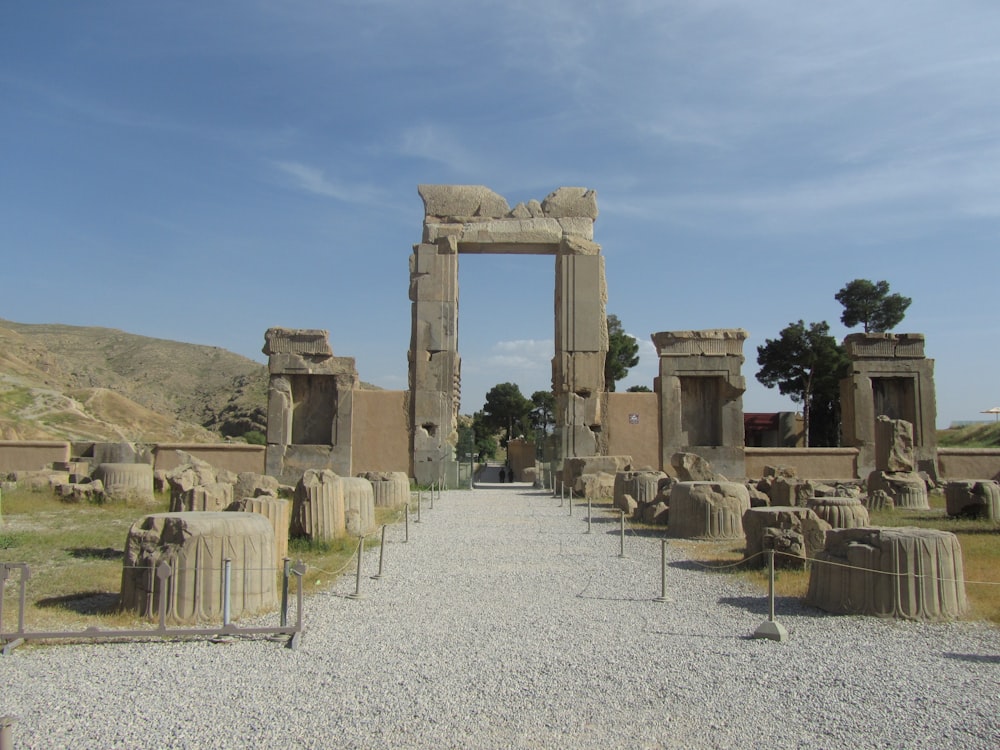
xmin=0 ymin=319 xmax=268 ymax=442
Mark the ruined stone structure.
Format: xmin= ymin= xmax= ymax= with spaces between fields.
xmin=840 ymin=333 xmax=938 ymax=478
xmin=263 ymin=328 xmax=359 ymax=485
xmin=668 ymin=481 xmax=750 ymax=540
xmin=806 ymin=527 xmax=967 ymax=620
xmin=120 ymin=512 xmax=277 ymax=624
xmin=410 ymin=185 xmax=607 ymax=485
xmin=653 ymin=330 xmax=748 ymax=479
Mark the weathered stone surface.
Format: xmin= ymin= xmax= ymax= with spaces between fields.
xmin=234 ymin=472 xmax=281 ymax=501
xmin=362 ymin=471 xmax=410 ymax=508
xmin=541 ymin=187 xmax=599 ymax=219
xmin=576 ymin=471 xmax=616 ymax=500
xmin=668 ymin=482 xmax=750 ymax=540
xmin=341 ymin=477 xmax=376 ymax=536
xmin=292 ymin=469 xmax=345 ymax=541
xmin=807 ymin=496 xmax=870 ymax=529
xmin=262 ymin=328 xmax=332 ymax=357
xmin=94 ymin=462 xmax=154 ymax=503
xmin=642 ymin=500 xmax=669 ymax=525
xmin=806 ymin=527 xmax=968 ymax=620
xmin=875 ymin=416 xmax=915 ymax=473
xmin=556 ymin=217 xmax=594 ymax=239
xmin=418 ymin=184 xmax=510 ymax=220
xmin=867 ymin=471 xmax=929 ymax=509
xmin=621 ymin=493 xmax=639 ymax=517
xmin=671 ymin=452 xmax=717 ymax=482
xmin=242 ymin=495 xmax=290 ymax=564
xmin=866 ymin=489 xmax=894 ymax=511
xmin=743 ymin=507 xmax=831 ymax=568
xmin=170 ymin=482 xmax=233 ymax=513
xmin=613 ymin=470 xmax=666 ymax=512
xmin=747 ymin=484 xmax=770 ymax=507
xmin=459 ymin=218 xmax=563 ymax=245
xmin=564 ymin=456 xmax=632 ymax=489
xmin=945 ymin=480 xmax=1000 ymax=519
xmin=120 ymin=512 xmax=277 ymax=624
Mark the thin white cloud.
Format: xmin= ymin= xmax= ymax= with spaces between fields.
xmin=485 ymin=339 xmax=553 ymax=371
xmin=271 ymin=160 xmax=382 ymax=203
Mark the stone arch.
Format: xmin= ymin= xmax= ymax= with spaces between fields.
xmin=408 ymin=185 xmax=608 ymax=485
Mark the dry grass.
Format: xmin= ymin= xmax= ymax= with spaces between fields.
xmin=1 ymin=486 xmax=406 ymax=635
xmin=679 ymin=490 xmax=1000 ymax=625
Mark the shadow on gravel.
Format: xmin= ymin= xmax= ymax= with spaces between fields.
xmin=942 ymin=652 xmax=1000 ymax=664
xmin=717 ymin=594 xmax=829 ymax=618
xmin=669 ymin=559 xmax=749 ymax=572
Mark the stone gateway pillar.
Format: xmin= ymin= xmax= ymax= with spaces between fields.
xmin=409 ymin=185 xmax=607 ymax=485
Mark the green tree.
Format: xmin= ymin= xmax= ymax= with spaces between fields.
xmin=529 ymin=390 xmax=556 ymax=434
xmin=756 ymin=320 xmax=849 ymax=447
xmin=605 ymin=313 xmax=640 ymax=391
xmin=470 ymin=411 xmax=499 ymax=460
xmin=626 ymin=385 xmax=652 ymax=393
xmin=835 ymin=279 xmax=911 ymax=333
xmin=481 ymin=382 xmax=533 ymax=446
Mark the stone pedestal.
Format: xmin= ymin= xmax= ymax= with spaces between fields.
xmin=867 ymin=471 xmax=928 ymax=510
xmin=743 ymin=507 xmax=830 ymax=568
xmin=120 ymin=512 xmax=277 ymax=624
xmin=362 ymin=471 xmax=410 ymax=508
xmin=243 ymin=496 xmax=291 ymax=565
xmin=613 ymin=470 xmax=665 ymax=512
xmin=341 ymin=477 xmax=376 ymax=536
xmin=94 ymin=463 xmax=154 ymax=503
xmin=806 ymin=527 xmax=967 ymax=620
xmin=668 ymin=481 xmax=749 ymax=540
xmin=292 ymin=469 xmax=345 ymax=541
xmin=945 ymin=480 xmax=1000 ymax=520
xmin=807 ymin=496 xmax=870 ymax=529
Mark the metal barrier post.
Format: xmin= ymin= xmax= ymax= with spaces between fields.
xmin=405 ymin=502 xmax=410 ymax=541
xmin=280 ymin=558 xmax=291 ymax=628
xmin=222 ymin=558 xmax=232 ymax=626
xmin=586 ymin=497 xmax=592 ymax=534
xmin=348 ymin=536 xmax=366 ymax=599
xmin=619 ymin=510 xmax=626 ymax=558
xmin=372 ymin=525 xmax=387 ymax=580
xmin=654 ymin=539 xmax=672 ymax=602
xmin=430 ymin=482 xmax=435 ymax=510
xmin=568 ymin=490 xmax=573 ymax=517
xmin=753 ymin=549 xmax=788 ymax=642
xmin=416 ymin=491 xmax=422 ymax=523
xmin=559 ymin=481 xmax=564 ymax=507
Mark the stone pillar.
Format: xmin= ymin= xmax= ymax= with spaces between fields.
xmin=262 ymin=328 xmax=358 ymax=485
xmin=653 ymin=329 xmax=748 ymax=479
xmin=840 ymin=333 xmax=938 ymax=479
xmin=553 ymin=244 xmax=608 ymax=461
xmin=408 ymin=240 xmax=460 ymax=486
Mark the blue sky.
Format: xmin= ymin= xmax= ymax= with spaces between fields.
xmin=3 ymin=1 xmax=998 ymax=428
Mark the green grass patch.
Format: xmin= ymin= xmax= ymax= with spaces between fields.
xmin=1 ymin=486 xmax=409 ymax=633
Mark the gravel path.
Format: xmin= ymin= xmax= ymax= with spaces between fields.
xmin=3 ymin=486 xmax=1000 ymax=749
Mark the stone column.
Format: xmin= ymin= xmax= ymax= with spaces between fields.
xmin=408 ymin=240 xmax=460 ymax=486
xmin=553 ymin=240 xmax=608 ymax=461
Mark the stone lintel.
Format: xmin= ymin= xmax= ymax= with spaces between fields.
xmin=844 ymin=332 xmax=926 ymax=360
xmin=652 ymin=329 xmax=748 ymax=358
xmin=268 ymin=353 xmax=357 ymax=378
xmin=418 ymin=185 xmax=511 ymax=221
xmin=263 ymin=328 xmax=332 ymax=357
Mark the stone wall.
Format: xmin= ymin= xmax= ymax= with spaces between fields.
xmin=152 ymin=444 xmax=265 ymax=474
xmin=653 ymin=329 xmax=747 ymax=479
xmin=0 ymin=441 xmax=71 ymax=472
xmin=840 ymin=333 xmax=938 ymax=479
xmin=605 ymin=391 xmax=660 ymax=470
xmin=744 ymin=448 xmax=860 ymax=480
xmin=937 ymin=448 xmax=1000 ymax=481
xmin=351 ymin=390 xmax=410 ymax=474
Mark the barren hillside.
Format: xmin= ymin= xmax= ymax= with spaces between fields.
xmin=0 ymin=319 xmax=268 ymax=442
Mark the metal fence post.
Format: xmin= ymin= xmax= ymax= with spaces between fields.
xmin=280 ymin=558 xmax=291 ymax=628
xmin=349 ymin=536 xmax=366 ymax=600
xmin=618 ymin=510 xmax=626 ymax=558
xmin=654 ymin=539 xmax=672 ymax=602
xmin=222 ymin=558 xmax=232 ymax=626
xmin=753 ymin=549 xmax=788 ymax=642
xmin=372 ymin=525 xmax=387 ymax=580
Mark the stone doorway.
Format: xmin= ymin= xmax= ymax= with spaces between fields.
xmin=408 ymin=185 xmax=608 ymax=485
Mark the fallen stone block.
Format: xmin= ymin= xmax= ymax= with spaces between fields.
xmin=668 ymin=482 xmax=750 ymax=540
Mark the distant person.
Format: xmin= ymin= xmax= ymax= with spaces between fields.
xmin=498 ymin=467 xmax=506 ymax=483
xmin=508 ymin=467 xmax=514 ymax=483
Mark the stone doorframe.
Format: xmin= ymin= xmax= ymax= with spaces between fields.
xmin=408 ymin=185 xmax=609 ymax=485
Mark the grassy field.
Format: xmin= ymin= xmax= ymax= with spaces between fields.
xmin=0 ymin=487 xmax=405 ymax=636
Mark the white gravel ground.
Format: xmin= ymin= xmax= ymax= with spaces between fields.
xmin=2 ymin=485 xmax=999 ymax=749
